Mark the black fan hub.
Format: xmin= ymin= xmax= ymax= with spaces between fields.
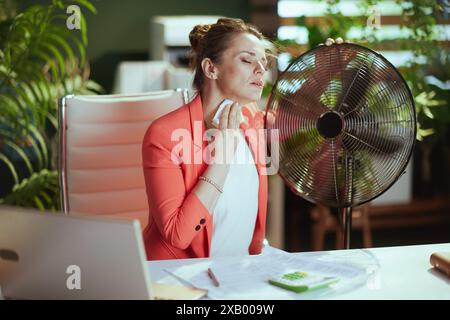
xmin=317 ymin=111 xmax=344 ymax=138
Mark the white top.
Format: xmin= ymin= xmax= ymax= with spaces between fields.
xmin=210 ymin=132 xmax=259 ymax=257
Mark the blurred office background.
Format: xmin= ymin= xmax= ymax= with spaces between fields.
xmin=1 ymin=0 xmax=450 ymax=252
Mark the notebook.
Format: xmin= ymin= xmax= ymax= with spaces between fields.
xmin=152 ymin=283 xmax=207 ymax=300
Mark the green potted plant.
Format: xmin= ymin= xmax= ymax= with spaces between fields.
xmin=0 ymin=0 xmax=102 ymax=210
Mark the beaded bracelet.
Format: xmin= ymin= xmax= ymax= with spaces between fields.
xmin=198 ymin=176 xmax=223 ymax=193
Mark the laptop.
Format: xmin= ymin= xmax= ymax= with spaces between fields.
xmin=0 ymin=206 xmax=206 ymax=300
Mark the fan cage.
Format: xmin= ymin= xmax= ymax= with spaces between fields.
xmin=265 ymin=43 xmax=416 ymax=208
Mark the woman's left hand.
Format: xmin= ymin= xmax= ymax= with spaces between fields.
xmin=319 ymin=37 xmax=346 ymax=46
xmin=327 ymin=37 xmax=344 ymax=46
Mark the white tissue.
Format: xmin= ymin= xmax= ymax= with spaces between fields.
xmin=212 ymin=99 xmax=245 ymax=128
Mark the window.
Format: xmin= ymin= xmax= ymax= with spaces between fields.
xmin=276 ymin=0 xmax=450 ymax=70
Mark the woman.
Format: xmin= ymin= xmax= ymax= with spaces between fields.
xmin=142 ymin=18 xmax=272 ymax=260
xmin=142 ymin=17 xmax=342 ymax=260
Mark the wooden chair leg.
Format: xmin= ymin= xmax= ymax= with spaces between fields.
xmin=311 ymin=206 xmax=329 ymax=251
xmin=335 ymin=221 xmax=344 ymax=249
xmin=361 ymin=204 xmax=373 ymax=248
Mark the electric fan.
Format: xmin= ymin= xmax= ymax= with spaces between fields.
xmin=265 ymin=43 xmax=416 ymax=248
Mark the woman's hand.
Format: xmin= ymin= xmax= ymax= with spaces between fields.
xmin=218 ymin=102 xmax=242 ymax=130
xmin=326 ymin=37 xmax=344 ymax=46
xmin=210 ymin=102 xmax=244 ymax=164
xmin=315 ymin=37 xmax=353 ymax=74
xmin=318 ymin=37 xmax=346 ymax=46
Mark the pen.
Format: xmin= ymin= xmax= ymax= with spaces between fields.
xmin=207 ymin=267 xmax=220 ymax=287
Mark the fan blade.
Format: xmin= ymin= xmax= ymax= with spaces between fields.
xmin=306 ymin=138 xmax=343 ymax=204
xmin=342 ymin=129 xmax=404 ymax=156
xmin=336 ymin=63 xmax=373 ymax=115
xmin=280 ymin=139 xmax=343 ymax=205
xmin=316 ymin=46 xmax=358 ymax=109
xmin=284 ymin=73 xmax=329 ymax=115
xmin=268 ymin=91 xmax=319 ymax=146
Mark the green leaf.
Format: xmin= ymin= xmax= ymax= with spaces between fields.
xmin=85 ymin=80 xmax=104 ymax=93
xmin=40 ymin=42 xmax=66 ymax=79
xmin=34 ymin=51 xmax=59 ymax=81
xmin=0 ymin=153 xmax=19 ymax=185
xmin=0 ymin=127 xmax=44 ymax=171
xmin=1 ymin=169 xmax=59 ymax=210
xmin=15 ymin=83 xmax=37 ymax=125
xmin=73 ymin=0 xmax=98 ymax=14
xmin=38 ymin=80 xmax=52 ymax=102
xmin=79 ymin=9 xmax=88 ymax=45
xmin=6 ymin=87 xmax=31 ymax=127
xmin=73 ymin=74 xmax=82 ymax=91
xmin=28 ymin=81 xmax=44 ymax=102
xmin=3 ymin=140 xmax=34 ymax=176
xmin=45 ymin=31 xmax=76 ymax=64
xmin=423 ymin=106 xmax=434 ymax=119
xmin=20 ymin=121 xmax=49 ymax=167
xmin=416 ymin=123 xmax=435 ymax=141
xmin=47 ymin=113 xmax=59 ymax=132
xmin=39 ymin=190 xmax=52 ymax=207
xmin=34 ymin=195 xmax=45 ymax=210
xmin=71 ymin=35 xmax=86 ymax=67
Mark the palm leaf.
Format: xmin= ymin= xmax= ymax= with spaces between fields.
xmin=45 ymin=31 xmax=76 ymax=65
xmin=2 ymin=140 xmax=33 ymax=176
xmin=0 ymin=128 xmax=44 ymax=170
xmin=79 ymin=9 xmax=88 ymax=45
xmin=0 ymin=153 xmax=19 ymax=185
xmin=74 ymin=0 xmax=98 ymax=14
xmin=41 ymin=41 xmax=66 ymax=79
xmin=0 ymin=169 xmax=59 ymax=210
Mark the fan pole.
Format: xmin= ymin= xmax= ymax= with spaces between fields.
xmin=342 ymin=155 xmax=354 ymax=249
xmin=341 ymin=207 xmax=353 ymax=249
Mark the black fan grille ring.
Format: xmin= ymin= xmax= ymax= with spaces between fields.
xmin=266 ymin=43 xmax=416 ymax=208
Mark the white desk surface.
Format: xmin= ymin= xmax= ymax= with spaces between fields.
xmin=147 ymin=243 xmax=450 ymax=300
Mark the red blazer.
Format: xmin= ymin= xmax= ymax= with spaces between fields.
xmin=142 ymin=94 xmax=268 ymax=260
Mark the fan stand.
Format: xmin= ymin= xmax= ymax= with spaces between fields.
xmin=331 ymin=206 xmax=353 ymax=249
xmin=318 ymin=111 xmax=354 ymax=249
xmin=340 ymin=207 xmax=353 ymax=249
xmin=341 ymin=155 xmax=354 ymax=249
xmin=330 ymin=206 xmax=353 ymax=249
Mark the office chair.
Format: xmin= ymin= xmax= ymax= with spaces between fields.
xmin=58 ymin=89 xmax=190 ymax=230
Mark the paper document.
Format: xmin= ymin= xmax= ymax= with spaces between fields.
xmin=165 ymin=249 xmax=374 ymax=300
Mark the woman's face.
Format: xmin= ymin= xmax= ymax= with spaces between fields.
xmin=213 ymin=33 xmax=268 ymax=104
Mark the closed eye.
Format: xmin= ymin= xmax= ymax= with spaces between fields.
xmin=241 ymin=59 xmax=268 ymax=71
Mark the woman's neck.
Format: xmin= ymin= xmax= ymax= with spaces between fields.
xmin=200 ymin=87 xmax=227 ymax=130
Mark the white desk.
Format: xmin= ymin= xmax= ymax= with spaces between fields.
xmin=147 ymin=243 xmax=450 ymax=300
